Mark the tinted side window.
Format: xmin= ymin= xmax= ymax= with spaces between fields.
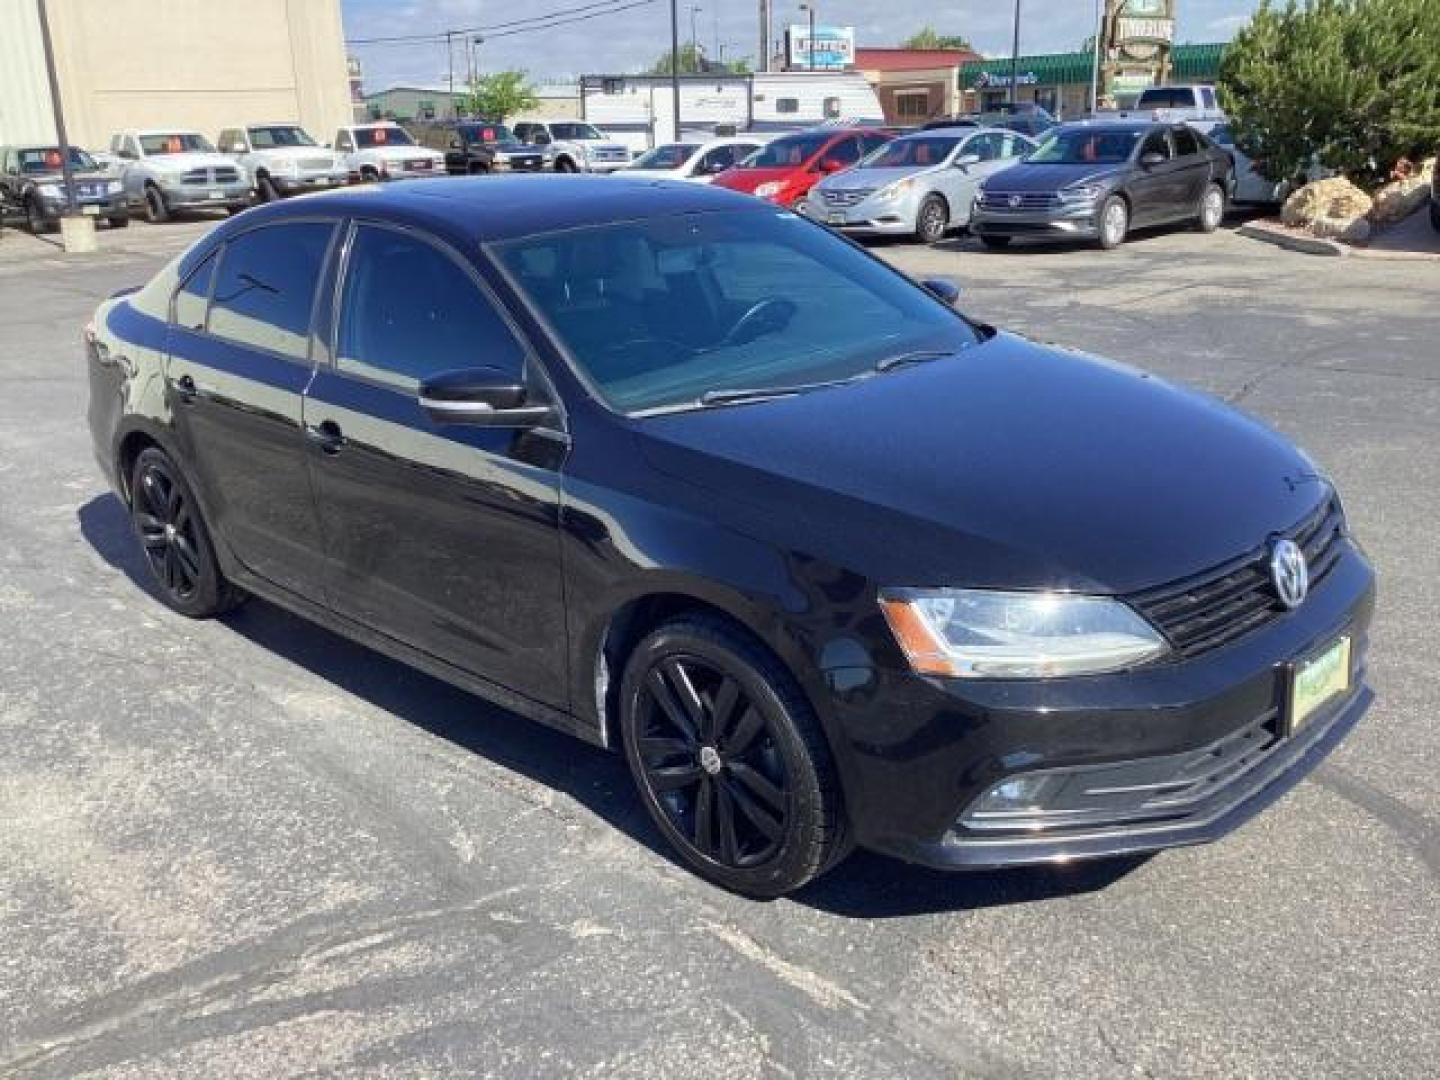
xmin=1173 ymin=127 xmax=1200 ymax=157
xmin=173 ymin=249 xmax=219 ymax=331
xmin=209 ymin=222 xmax=333 ymax=360
xmin=336 ymin=225 xmax=527 ymax=391
xmin=1140 ymin=130 xmax=1172 ymax=160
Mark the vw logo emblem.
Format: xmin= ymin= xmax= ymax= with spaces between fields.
xmin=1270 ymin=538 xmax=1309 ymax=609
xmin=1009 ymin=194 xmax=1023 ymax=208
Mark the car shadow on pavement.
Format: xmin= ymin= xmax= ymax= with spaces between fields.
xmin=78 ymin=492 xmax=1146 ymax=917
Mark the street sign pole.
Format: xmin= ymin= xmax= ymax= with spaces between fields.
xmin=36 ymin=0 xmax=77 ymax=217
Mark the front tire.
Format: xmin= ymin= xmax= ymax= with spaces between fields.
xmin=129 ymin=448 xmax=243 ymax=618
xmin=554 ymin=157 xmax=578 ymax=174
xmin=25 ymin=197 xmax=55 ymax=234
xmin=144 ymin=184 xmax=170 ymax=224
xmin=915 ymin=194 xmax=949 ymax=244
xmin=620 ymin=616 xmax=848 ymax=898
xmin=1197 ymin=182 xmax=1226 ymax=233
xmin=256 ymin=174 xmax=280 ymax=203
xmin=1097 ymin=195 xmax=1129 ymax=249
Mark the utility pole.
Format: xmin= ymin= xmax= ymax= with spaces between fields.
xmin=670 ymin=0 xmax=682 ymax=141
xmin=1008 ymin=0 xmax=1022 ymax=106
xmin=799 ymin=3 xmax=815 ymax=71
xmin=1089 ymin=0 xmax=1103 ymax=113
xmin=690 ymin=5 xmax=702 ymax=57
xmin=36 ymin=0 xmax=94 ymax=252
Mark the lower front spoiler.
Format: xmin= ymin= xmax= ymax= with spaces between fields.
xmin=869 ymin=683 xmax=1373 ymax=871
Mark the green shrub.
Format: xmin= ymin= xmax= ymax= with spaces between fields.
xmin=1220 ymin=0 xmax=1440 ymax=189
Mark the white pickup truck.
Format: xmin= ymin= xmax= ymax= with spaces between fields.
xmin=109 ymin=130 xmax=252 ymax=222
xmin=333 ymin=122 xmax=445 ymax=183
xmin=1103 ymin=84 xmax=1225 ymax=123
xmin=510 ymin=120 xmax=631 ymax=174
xmin=217 ymin=123 xmax=349 ymax=202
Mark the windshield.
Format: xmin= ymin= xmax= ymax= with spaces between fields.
xmin=140 ymin=133 xmax=214 ymax=155
xmin=247 ymin=125 xmax=316 ymax=148
xmin=862 ymin=136 xmax=961 ymax=169
xmin=494 ymin=209 xmax=981 ymax=414
xmin=1138 ymin=87 xmax=1195 ymax=109
xmin=550 ymin=123 xmax=604 ymax=141
xmin=18 ymin=147 xmax=97 ymax=173
xmin=744 ymin=134 xmax=829 ymax=169
xmin=354 ymin=127 xmax=416 ymax=148
xmin=462 ymin=124 xmax=518 ymax=145
xmin=631 ymin=143 xmax=701 ymax=169
xmin=1028 ymin=128 xmax=1142 ymax=164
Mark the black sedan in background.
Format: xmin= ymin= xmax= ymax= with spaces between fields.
xmin=971 ymin=120 xmax=1233 ymax=249
xmin=1 ymin=145 xmax=128 ymax=233
xmin=86 ymin=178 xmax=1372 ymax=897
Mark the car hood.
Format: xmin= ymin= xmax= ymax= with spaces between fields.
xmin=492 ymin=143 xmax=541 ymax=155
xmin=623 ymin=167 xmax=685 ymax=179
xmin=984 ymin=162 xmax=1128 ymax=192
xmin=822 ymin=164 xmax=932 ymax=192
xmin=713 ymin=166 xmax=800 ymax=192
xmin=572 ymin=139 xmax=627 ymax=152
xmin=633 ymin=333 xmax=1325 ymax=594
xmin=28 ymin=168 xmax=113 ymax=183
xmin=141 ymin=152 xmax=241 ymax=173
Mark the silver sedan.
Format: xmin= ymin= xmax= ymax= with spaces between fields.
xmin=803 ymin=127 xmax=1036 ymax=244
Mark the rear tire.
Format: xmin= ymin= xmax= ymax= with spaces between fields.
xmin=619 ymin=615 xmax=848 ymax=898
xmin=144 ymin=184 xmax=170 ymax=224
xmin=1097 ymin=195 xmax=1129 ymax=249
xmin=979 ymin=234 xmax=1012 ymax=250
xmin=1197 ymin=182 xmax=1226 ymax=233
xmin=129 ymin=448 xmax=244 ymax=618
xmin=915 ymin=194 xmax=949 ymax=244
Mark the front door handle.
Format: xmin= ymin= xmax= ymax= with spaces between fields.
xmin=174 ymin=374 xmax=198 ymax=403
xmin=306 ymin=419 xmax=345 ymax=455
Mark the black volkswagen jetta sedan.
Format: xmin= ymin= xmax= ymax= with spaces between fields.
xmin=86 ymin=177 xmax=1373 ymax=898
xmin=971 ymin=120 xmax=1233 ymax=249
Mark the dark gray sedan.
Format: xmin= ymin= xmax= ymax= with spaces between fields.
xmin=970 ymin=121 xmax=1233 ymax=250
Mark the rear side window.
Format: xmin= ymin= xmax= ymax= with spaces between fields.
xmin=173 ymin=249 xmax=218 ymax=331
xmin=335 ymin=224 xmax=527 ymax=391
xmin=1173 ymin=127 xmax=1201 ymax=157
xmin=1140 ymin=129 xmax=1172 ymax=161
xmin=209 ymin=222 xmax=334 ymax=360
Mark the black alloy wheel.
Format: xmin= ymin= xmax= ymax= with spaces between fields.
xmin=620 ymin=616 xmax=848 ymax=897
xmin=916 ymin=195 xmax=949 ymax=244
xmin=129 ymin=448 xmax=242 ymax=618
xmin=144 ymin=185 xmax=170 ymax=224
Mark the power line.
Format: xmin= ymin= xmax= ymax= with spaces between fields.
xmin=344 ymin=0 xmax=652 ymax=46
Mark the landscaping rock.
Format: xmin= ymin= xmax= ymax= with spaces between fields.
xmin=1281 ymin=177 xmax=1374 ymax=245
xmin=1369 ymin=157 xmax=1436 ymax=226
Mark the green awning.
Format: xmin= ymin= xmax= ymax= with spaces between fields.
xmin=961 ymin=42 xmax=1228 ymax=89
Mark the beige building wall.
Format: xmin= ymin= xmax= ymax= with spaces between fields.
xmin=38 ymin=0 xmax=352 ymax=148
xmin=0 ymin=0 xmax=61 ymax=144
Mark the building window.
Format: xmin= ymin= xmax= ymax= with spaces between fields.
xmin=823 ymin=96 xmax=842 ymax=119
xmin=603 ymin=78 xmax=625 ymax=95
xmin=896 ymin=90 xmax=930 ymax=120
xmin=776 ymin=97 xmax=799 ymax=114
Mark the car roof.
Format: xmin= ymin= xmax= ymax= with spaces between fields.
xmin=203 ymin=175 xmax=766 ymax=247
xmin=134 ymin=129 xmax=205 ymax=137
xmin=1053 ymin=119 xmax=1161 ymax=135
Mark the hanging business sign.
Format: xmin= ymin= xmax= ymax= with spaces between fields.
xmin=975 ymin=70 xmax=1040 ymax=89
xmin=786 ymin=25 xmax=855 ymax=70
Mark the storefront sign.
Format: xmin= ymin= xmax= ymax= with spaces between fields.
xmin=975 ymin=70 xmax=1040 ymax=88
xmin=1116 ymin=16 xmax=1174 ymax=43
xmin=786 ymin=25 xmax=855 ymax=70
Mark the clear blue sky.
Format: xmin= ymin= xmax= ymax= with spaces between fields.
xmin=342 ymin=0 xmax=1257 ymax=90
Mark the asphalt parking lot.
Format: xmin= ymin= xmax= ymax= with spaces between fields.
xmin=0 ymin=212 xmax=1436 ymax=1078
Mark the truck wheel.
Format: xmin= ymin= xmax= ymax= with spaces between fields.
xmin=257 ymin=174 xmax=280 ymax=202
xmin=555 ymin=157 xmax=577 ymax=174
xmin=468 ymin=161 xmax=492 ymax=175
xmin=144 ymin=184 xmax=171 ymax=224
xmin=1097 ymin=195 xmax=1129 ymax=249
xmin=360 ymin=166 xmax=380 ymax=184
xmin=26 ymin=196 xmax=56 ymax=234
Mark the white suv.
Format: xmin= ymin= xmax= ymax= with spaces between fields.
xmin=218 ymin=124 xmax=348 ymax=201
xmin=511 ymin=120 xmax=631 ymax=173
xmin=109 ymin=130 xmax=252 ymax=222
xmin=333 ymin=123 xmax=444 ymax=182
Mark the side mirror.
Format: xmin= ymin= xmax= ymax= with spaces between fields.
xmin=419 ymin=367 xmax=551 ymax=428
xmin=1140 ymin=151 xmax=1166 ymax=168
xmin=955 ymin=153 xmax=981 ymax=168
xmin=921 ymin=277 xmax=962 ymax=305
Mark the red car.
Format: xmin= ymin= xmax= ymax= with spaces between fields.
xmin=712 ymin=128 xmax=894 ymax=208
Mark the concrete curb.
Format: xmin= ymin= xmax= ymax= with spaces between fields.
xmin=1237 ymin=222 xmax=1348 ymax=257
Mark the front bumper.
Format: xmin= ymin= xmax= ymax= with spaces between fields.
xmin=810 ymin=197 xmax=920 ymax=236
xmin=971 ymin=202 xmax=1102 ymax=240
xmin=160 ymin=181 xmax=252 ymax=207
xmin=825 ymin=543 xmax=1376 ymax=870
xmin=583 ymin=159 xmax=631 ymax=174
xmin=274 ymin=173 xmax=348 ymax=194
xmin=38 ymin=194 xmax=127 ymax=220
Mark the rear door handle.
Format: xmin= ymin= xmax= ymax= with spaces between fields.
xmin=306 ymin=419 xmax=345 ymax=455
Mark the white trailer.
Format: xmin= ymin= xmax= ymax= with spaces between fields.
xmin=579 ymin=71 xmax=884 ymax=152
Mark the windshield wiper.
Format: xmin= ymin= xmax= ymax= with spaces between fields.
xmin=873 ymin=348 xmax=956 ymax=374
xmin=697 ymin=377 xmax=860 ymax=408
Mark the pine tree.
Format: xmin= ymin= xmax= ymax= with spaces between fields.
xmin=1220 ymin=0 xmax=1440 ymax=189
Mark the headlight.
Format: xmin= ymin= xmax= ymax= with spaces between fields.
xmin=106 ymin=179 xmax=123 ymax=194
xmin=876 ymin=178 xmax=914 ymax=201
xmin=879 ymin=589 xmax=1167 ymax=679
xmin=1059 ymin=184 xmax=1105 ymax=203
xmin=754 ymin=181 xmax=783 ymax=198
